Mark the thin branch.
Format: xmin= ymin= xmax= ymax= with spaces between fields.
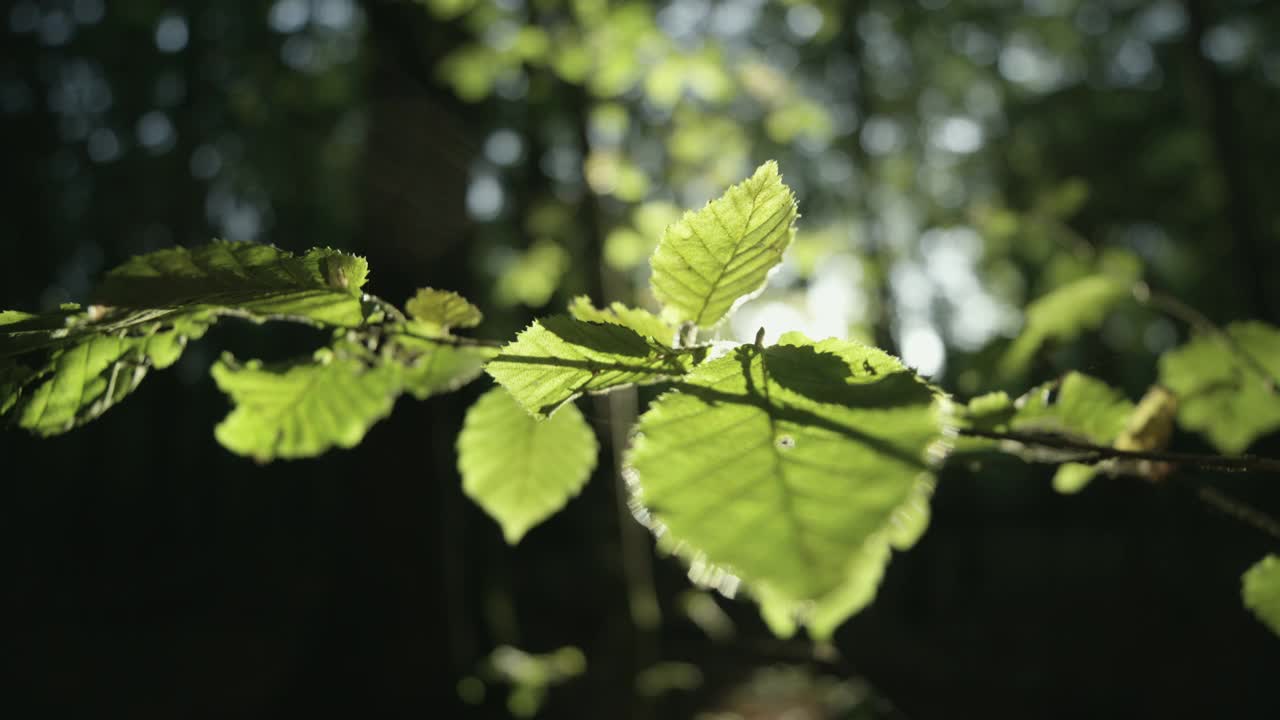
xmin=387 ymin=328 xmax=505 ymax=349
xmin=958 ymin=427 xmax=1280 ymax=474
xmin=1193 ymin=483 xmax=1280 ymax=543
xmin=364 ymin=292 xmax=409 ymax=324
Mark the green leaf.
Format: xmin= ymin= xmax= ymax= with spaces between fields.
xmin=405 ymin=288 xmax=483 ymax=336
xmin=1052 ymin=463 xmax=1098 ymax=494
xmin=0 ymin=310 xmax=37 ymax=327
xmin=626 ymin=334 xmax=944 ymax=636
xmin=93 ymin=240 xmax=370 ymax=328
xmin=1243 ymin=555 xmax=1280 ymax=638
xmin=952 ymin=372 xmax=1134 ymax=494
xmin=0 ymin=306 xmax=179 ymax=359
xmin=392 ymin=336 xmax=495 ymax=401
xmin=485 ymin=315 xmax=700 ymax=418
xmin=649 ymin=161 xmax=798 ymax=328
xmin=756 ymin=537 xmax=891 ymax=639
xmin=1159 ymin=322 xmax=1280 ymax=454
xmin=1010 ymin=372 xmax=1134 ymax=445
xmin=1000 ymin=268 xmax=1138 ymax=375
xmin=568 ymin=296 xmax=677 ymax=346
xmin=211 ymin=346 xmax=400 ymax=461
xmin=10 ymin=317 xmax=208 ymax=436
xmin=457 ymin=387 xmax=599 ymax=543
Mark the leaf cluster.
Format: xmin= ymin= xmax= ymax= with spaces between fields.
xmin=5 ymin=162 xmax=1280 ymax=642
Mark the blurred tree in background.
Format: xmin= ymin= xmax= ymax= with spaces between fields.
xmin=3 ymin=0 xmax=1279 ymax=717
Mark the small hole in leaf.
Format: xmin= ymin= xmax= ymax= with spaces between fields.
xmin=775 ymin=435 xmax=795 ymax=450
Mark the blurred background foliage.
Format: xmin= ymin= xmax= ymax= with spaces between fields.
xmin=3 ymin=0 xmax=1280 ymax=717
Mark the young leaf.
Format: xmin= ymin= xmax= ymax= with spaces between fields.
xmin=485 ymin=315 xmax=699 ymax=418
xmin=954 ymin=372 xmax=1134 ymax=493
xmin=10 ymin=318 xmax=207 ymax=436
xmin=649 ymin=161 xmax=798 ymax=328
xmin=1243 ymin=555 xmax=1280 ymax=638
xmin=211 ymin=347 xmax=401 ymax=462
xmin=391 ymin=336 xmax=496 ymax=401
xmin=1159 ymin=322 xmax=1280 ymax=454
xmin=568 ymin=296 xmax=677 ymax=346
xmin=1000 ymin=268 xmax=1139 ymax=376
xmin=406 ymin=288 xmax=483 ymax=337
xmin=92 ymin=240 xmax=371 ymax=328
xmin=626 ymin=334 xmax=944 ymax=636
xmin=457 ymin=387 xmax=599 ymax=544
xmin=1010 ymin=372 xmax=1134 ymax=445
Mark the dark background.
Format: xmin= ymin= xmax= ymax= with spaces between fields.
xmin=3 ymin=1 xmax=1280 ymax=718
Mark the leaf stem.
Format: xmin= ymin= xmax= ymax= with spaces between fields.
xmin=958 ymin=427 xmax=1280 ymax=474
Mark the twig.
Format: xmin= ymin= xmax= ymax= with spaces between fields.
xmin=1193 ymin=483 xmax=1280 ymax=543
xmin=365 ymin=293 xmax=410 ymax=324
xmin=383 ymin=326 xmax=505 ymax=349
xmin=958 ymin=428 xmax=1280 ymax=474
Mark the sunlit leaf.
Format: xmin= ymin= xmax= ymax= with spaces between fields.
xmin=756 ymin=538 xmax=891 ymax=639
xmin=1011 ymin=372 xmax=1134 ymax=445
xmin=486 ymin=315 xmax=699 ymax=418
xmin=1159 ymin=322 xmax=1280 ymax=454
xmin=10 ymin=317 xmax=208 ymax=436
xmin=93 ymin=239 xmax=370 ymax=328
xmin=392 ymin=336 xmax=495 ymax=401
xmin=953 ymin=372 xmax=1134 ymax=493
xmin=568 ymin=296 xmax=676 ymax=346
xmin=627 ymin=334 xmax=944 ymax=636
xmin=1052 ymin=463 xmax=1097 ymax=494
xmin=1243 ymin=555 xmax=1280 ymax=638
xmin=211 ymin=346 xmax=401 ymax=462
xmin=457 ymin=387 xmax=599 ymax=543
xmin=406 ymin=287 xmax=483 ymax=336
xmin=0 ymin=310 xmax=37 ymax=327
xmin=649 ymin=161 xmax=798 ymax=328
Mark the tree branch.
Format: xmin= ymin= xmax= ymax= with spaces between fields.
xmin=957 ymin=427 xmax=1280 ymax=474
